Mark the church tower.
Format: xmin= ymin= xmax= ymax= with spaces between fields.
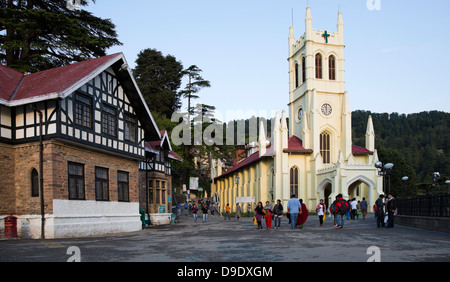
xmin=288 ymin=6 xmax=351 ymax=163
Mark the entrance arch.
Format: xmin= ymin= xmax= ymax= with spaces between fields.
xmin=318 ymin=178 xmax=332 ymax=208
xmin=347 ymin=175 xmax=375 ymax=199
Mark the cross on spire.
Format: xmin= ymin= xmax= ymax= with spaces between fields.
xmin=322 ymin=30 xmax=330 ymax=43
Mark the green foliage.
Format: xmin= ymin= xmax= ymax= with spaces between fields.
xmin=0 ymin=0 xmax=121 ymax=72
xmin=133 ymin=48 xmax=184 ymax=119
xmin=352 ymin=110 xmax=450 ymax=195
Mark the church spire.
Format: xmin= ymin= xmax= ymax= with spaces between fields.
xmin=337 ymin=10 xmax=344 ymax=43
xmin=365 ymin=115 xmax=375 ymax=151
xmin=305 ymin=6 xmax=313 ymax=40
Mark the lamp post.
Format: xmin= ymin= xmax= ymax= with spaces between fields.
xmin=375 ymin=161 xmax=394 ymax=194
xmin=432 ymin=172 xmax=440 ymax=194
xmin=402 ymin=176 xmax=409 ymax=197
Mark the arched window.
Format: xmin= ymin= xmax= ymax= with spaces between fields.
xmin=320 ymin=132 xmax=331 ymax=164
xmin=294 ymin=62 xmax=299 ymax=88
xmin=290 ymin=167 xmax=299 ymax=196
xmin=31 ymin=168 xmax=39 ymax=197
xmin=315 ymin=53 xmax=323 ymax=79
xmin=329 ymin=55 xmax=336 ymax=80
xmin=302 ymin=56 xmax=306 ymax=83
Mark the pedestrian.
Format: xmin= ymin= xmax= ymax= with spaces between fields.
xmin=236 ymin=203 xmax=241 ymax=221
xmin=201 ymin=204 xmax=208 ymax=223
xmin=210 ymin=204 xmax=216 ymax=216
xmin=224 ymin=203 xmax=231 ymax=220
xmin=375 ymin=194 xmax=385 ymax=228
xmin=346 ymin=199 xmax=351 ymax=220
xmin=184 ymin=202 xmax=189 ymax=216
xmin=316 ymin=199 xmax=326 ymax=226
xmin=254 ymin=202 xmax=265 ymax=229
xmin=273 ymin=199 xmax=283 ymax=229
xmin=247 ymin=204 xmax=252 ymax=217
xmin=192 ymin=203 xmax=198 ymax=223
xmin=360 ymin=197 xmax=368 ymax=220
xmin=264 ymin=201 xmax=273 ymax=229
xmin=351 ymin=198 xmax=357 ymax=220
xmin=385 ymin=193 xmax=397 ymax=228
xmin=296 ymin=199 xmax=308 ymax=228
xmin=331 ymin=194 xmax=348 ymax=229
xmin=287 ymin=194 xmax=301 ymax=230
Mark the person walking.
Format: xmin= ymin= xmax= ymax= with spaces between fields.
xmin=385 ymin=193 xmax=397 ymax=228
xmin=360 ymin=197 xmax=368 ymax=220
xmin=375 ymin=194 xmax=385 ymax=228
xmin=273 ymin=199 xmax=283 ymax=229
xmin=201 ymin=204 xmax=208 ymax=223
xmin=332 ymin=194 xmax=348 ymax=229
xmin=247 ymin=204 xmax=251 ymax=217
xmin=287 ymin=194 xmax=301 ymax=230
xmin=264 ymin=201 xmax=273 ymax=229
xmin=236 ymin=203 xmax=241 ymax=221
xmin=210 ymin=204 xmax=216 ymax=216
xmin=316 ymin=199 xmax=326 ymax=226
xmin=224 ymin=203 xmax=231 ymax=220
xmin=192 ymin=203 xmax=198 ymax=223
xmin=254 ymin=202 xmax=265 ymax=229
xmin=350 ymin=198 xmax=357 ymax=220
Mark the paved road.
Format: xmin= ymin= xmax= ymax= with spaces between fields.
xmin=1 ymin=213 xmax=449 ymax=262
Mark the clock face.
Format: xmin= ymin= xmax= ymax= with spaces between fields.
xmin=321 ymin=103 xmax=332 ymax=116
xmin=297 ymin=107 xmax=304 ymax=121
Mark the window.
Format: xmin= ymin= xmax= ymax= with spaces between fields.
xmin=117 ymin=171 xmax=129 ymax=202
xmin=290 ymin=167 xmax=299 ymax=196
xmin=294 ymin=62 xmax=299 ymax=88
xmin=329 ymin=55 xmax=336 ymax=80
xmin=320 ymin=132 xmax=331 ymax=164
xmin=302 ymin=57 xmax=306 ymax=83
xmin=124 ymin=114 xmax=137 ymax=143
xmin=68 ymin=162 xmax=85 ymax=200
xmin=95 ymin=167 xmax=109 ymax=201
xmin=315 ymin=53 xmax=323 ymax=79
xmin=74 ymin=93 xmax=92 ymax=128
xmin=102 ymin=104 xmax=116 ymax=136
xmin=31 ymin=169 xmax=39 ymax=197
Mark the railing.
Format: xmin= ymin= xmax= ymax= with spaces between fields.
xmin=397 ymin=194 xmax=450 ymax=218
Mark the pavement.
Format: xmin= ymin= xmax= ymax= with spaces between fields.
xmin=1 ymin=212 xmax=450 ymax=262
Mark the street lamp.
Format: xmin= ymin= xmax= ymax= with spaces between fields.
xmin=432 ymin=172 xmax=441 ymax=194
xmin=375 ymin=162 xmax=394 ymax=194
xmin=402 ymin=176 xmax=409 ymax=197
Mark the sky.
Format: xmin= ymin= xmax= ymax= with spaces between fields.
xmin=86 ymin=0 xmax=450 ymax=122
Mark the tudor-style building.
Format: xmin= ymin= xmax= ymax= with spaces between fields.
xmin=139 ymin=130 xmax=182 ymax=225
xmin=0 ymin=53 xmax=166 ymax=239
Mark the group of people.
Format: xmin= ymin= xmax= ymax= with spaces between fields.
xmin=374 ymin=193 xmax=397 ymax=228
xmin=181 ymin=193 xmax=398 ymax=229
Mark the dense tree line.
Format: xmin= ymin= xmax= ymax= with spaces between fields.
xmin=352 ymin=110 xmax=450 ymax=197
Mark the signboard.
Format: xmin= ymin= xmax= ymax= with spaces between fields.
xmin=159 ymin=205 xmax=165 ymax=213
xmin=235 ymin=196 xmax=256 ymax=203
xmin=189 ymin=177 xmax=199 ymax=190
xmin=182 ymin=184 xmax=186 ymax=192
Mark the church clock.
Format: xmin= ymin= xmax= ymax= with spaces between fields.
xmin=321 ymin=103 xmax=332 ymax=116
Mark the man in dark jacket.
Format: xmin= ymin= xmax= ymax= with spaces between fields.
xmin=385 ymin=193 xmax=397 ymax=228
xmin=375 ymin=194 xmax=385 ymax=228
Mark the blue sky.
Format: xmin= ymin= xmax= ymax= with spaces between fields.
xmin=86 ymin=0 xmax=450 ymax=121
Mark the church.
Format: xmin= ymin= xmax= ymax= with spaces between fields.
xmin=212 ymin=7 xmax=384 ymax=212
